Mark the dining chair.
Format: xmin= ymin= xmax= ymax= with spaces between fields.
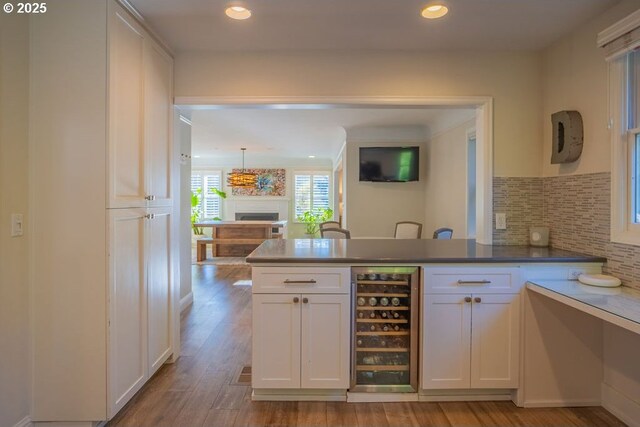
xmin=394 ymin=221 xmax=422 ymax=239
xmin=320 ymin=221 xmax=341 ymax=230
xmin=433 ymin=227 xmax=453 ymax=239
xmin=320 ymin=227 xmax=351 ymax=239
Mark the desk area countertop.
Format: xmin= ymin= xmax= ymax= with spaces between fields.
xmin=194 ymin=220 xmax=287 ymax=227
xmin=246 ymin=238 xmax=606 ymax=264
xmin=527 ymin=280 xmax=640 ymax=335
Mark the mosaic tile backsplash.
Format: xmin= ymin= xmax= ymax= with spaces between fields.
xmin=493 ymin=172 xmax=640 ymax=290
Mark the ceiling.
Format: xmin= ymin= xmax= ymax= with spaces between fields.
xmin=129 ymin=0 xmax=618 ymax=52
xmin=188 ymin=107 xmax=475 ymax=166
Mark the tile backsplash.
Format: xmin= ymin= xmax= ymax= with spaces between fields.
xmin=493 ymin=172 xmax=640 ymax=289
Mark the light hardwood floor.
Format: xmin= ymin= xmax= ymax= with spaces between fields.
xmin=108 ymin=265 xmax=626 ymax=427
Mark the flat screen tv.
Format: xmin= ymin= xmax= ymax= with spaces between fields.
xmin=359 ymin=146 xmax=420 ymax=182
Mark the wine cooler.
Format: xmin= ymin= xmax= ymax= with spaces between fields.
xmin=351 ymin=267 xmax=419 ymax=393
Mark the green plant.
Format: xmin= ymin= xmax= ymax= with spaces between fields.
xmin=191 ymin=189 xmax=204 ymax=235
xmin=297 ymin=208 xmax=334 ymax=236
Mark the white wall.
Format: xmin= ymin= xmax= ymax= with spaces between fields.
xmin=0 ymin=12 xmax=31 ymax=427
xmin=175 ymin=50 xmax=543 ymax=178
xmin=424 ymin=119 xmax=476 ymax=238
xmin=542 ymin=0 xmax=640 ymax=177
xmin=345 ymin=126 xmax=428 ymax=237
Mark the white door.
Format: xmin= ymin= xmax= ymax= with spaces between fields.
xmin=301 ymin=294 xmax=350 ymax=389
xmin=146 ymin=207 xmax=172 ymax=375
xmin=422 ymin=294 xmax=472 ymax=389
xmin=470 ymin=294 xmax=520 ymax=388
xmin=108 ymin=209 xmax=147 ymax=417
xmin=108 ymin=1 xmax=146 ymax=208
xmin=144 ymin=37 xmax=173 ymax=207
xmin=252 ymin=294 xmax=301 ymax=388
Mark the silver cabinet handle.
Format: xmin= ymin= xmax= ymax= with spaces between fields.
xmin=283 ymin=279 xmax=317 ymax=284
xmin=145 ymin=214 xmax=155 ymax=220
xmin=145 ymin=195 xmax=156 ymax=201
xmin=457 ymin=280 xmax=492 ymax=285
xmin=474 ymin=297 xmax=482 ymax=303
xmin=302 ymin=297 xmax=309 ymax=304
xmin=464 ymin=296 xmax=472 ymax=303
xmin=293 ymin=297 xmax=299 ymax=303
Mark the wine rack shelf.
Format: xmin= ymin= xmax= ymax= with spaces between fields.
xmin=357 ymin=306 xmax=409 ymax=311
xmin=356 ymin=331 xmax=410 ymax=336
xmin=358 ymin=293 xmax=409 ymax=298
xmin=356 ymin=319 xmax=408 ymax=324
xmin=356 ymin=365 xmax=410 ymax=371
xmin=357 ymin=280 xmax=409 ymax=286
xmin=356 ymin=347 xmax=410 ymax=353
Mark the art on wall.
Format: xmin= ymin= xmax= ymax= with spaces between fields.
xmin=230 ymin=168 xmax=286 ymax=196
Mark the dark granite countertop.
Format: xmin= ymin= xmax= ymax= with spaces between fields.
xmin=246 ymin=239 xmax=606 ymax=264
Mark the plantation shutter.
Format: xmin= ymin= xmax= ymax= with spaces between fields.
xmin=294 ymin=172 xmax=331 ymax=219
xmin=191 ymin=171 xmax=222 ymax=219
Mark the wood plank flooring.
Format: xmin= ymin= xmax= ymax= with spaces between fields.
xmin=107 ymin=265 xmax=626 ymax=427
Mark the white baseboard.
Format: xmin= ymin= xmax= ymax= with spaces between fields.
xmin=602 ymin=383 xmax=640 ymax=427
xmin=523 ymin=398 xmax=601 ymax=408
xmin=13 ymin=416 xmax=31 ymax=427
xmin=420 ymin=394 xmax=512 ymax=402
xmin=180 ymin=292 xmax=193 ymax=312
xmin=252 ymin=389 xmax=346 ymax=402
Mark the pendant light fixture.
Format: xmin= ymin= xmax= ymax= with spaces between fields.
xmin=227 ymin=148 xmax=257 ymax=188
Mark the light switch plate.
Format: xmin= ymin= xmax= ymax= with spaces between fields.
xmin=495 ymin=213 xmax=507 ymax=230
xmin=11 ymin=214 xmax=24 ymax=237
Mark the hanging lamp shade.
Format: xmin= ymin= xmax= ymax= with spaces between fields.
xmin=227 ymin=148 xmax=257 ymax=188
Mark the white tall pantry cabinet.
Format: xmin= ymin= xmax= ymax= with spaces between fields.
xmin=30 ymin=0 xmax=177 ymax=423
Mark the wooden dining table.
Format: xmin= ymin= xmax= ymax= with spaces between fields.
xmin=194 ymin=220 xmax=287 ymax=258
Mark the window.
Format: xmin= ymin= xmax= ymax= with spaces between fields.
xmin=191 ymin=171 xmax=222 ymax=219
xmin=601 ymin=9 xmax=640 ymax=244
xmin=294 ymin=172 xmax=331 ymax=219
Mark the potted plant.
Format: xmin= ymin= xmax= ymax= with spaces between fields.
xmin=191 ymin=188 xmax=228 ymax=236
xmin=297 ymin=208 xmax=334 ymax=237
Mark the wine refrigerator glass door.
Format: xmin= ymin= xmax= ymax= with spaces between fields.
xmin=351 ymin=267 xmax=419 ymax=393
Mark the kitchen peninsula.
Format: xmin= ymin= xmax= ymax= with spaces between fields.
xmin=246 ymin=238 xmax=613 ymax=408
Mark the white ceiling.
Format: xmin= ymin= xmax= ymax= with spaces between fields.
xmin=129 ymin=0 xmax=617 ymax=52
xmin=188 ymin=107 xmax=475 ymax=166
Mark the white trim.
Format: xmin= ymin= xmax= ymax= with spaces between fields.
xmin=597 ymin=8 xmax=640 ymax=48
xmin=523 ymin=399 xmax=602 ymax=408
xmin=180 ymin=292 xmax=193 ymax=312
xmin=333 ymin=141 xmax=346 ymax=172
xmin=116 ymin=0 xmax=174 ymax=56
xmin=602 ymin=382 xmax=640 ymax=427
xmin=610 ymin=54 xmax=640 ymax=245
xmin=347 ymin=392 xmax=419 ymax=402
xmin=252 ymin=389 xmax=346 ymax=402
xmin=13 ymin=416 xmax=31 ymax=427
xmin=419 ymin=393 xmax=512 ymax=403
xmin=175 ymin=96 xmax=494 ymax=244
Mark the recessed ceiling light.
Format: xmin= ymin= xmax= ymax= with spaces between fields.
xmin=308 ymin=155 xmax=316 ymax=158
xmin=193 ymin=155 xmax=201 ymax=158
xmin=225 ymin=6 xmax=251 ymax=20
xmin=421 ymin=4 xmax=449 ymax=19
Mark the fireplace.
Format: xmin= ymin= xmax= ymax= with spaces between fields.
xmin=235 ymin=212 xmax=279 ymax=221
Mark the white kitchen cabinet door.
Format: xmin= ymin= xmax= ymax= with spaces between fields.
xmin=422 ymin=294 xmax=472 ymax=389
xmin=108 ymin=209 xmax=147 ymax=417
xmin=301 ymin=294 xmax=350 ymax=389
xmin=252 ymin=294 xmax=301 ymax=388
xmin=146 ymin=208 xmax=173 ymax=376
xmin=470 ymin=294 xmax=520 ymax=388
xmin=144 ymin=38 xmax=173 ymax=207
xmin=108 ymin=2 xmax=146 ymax=209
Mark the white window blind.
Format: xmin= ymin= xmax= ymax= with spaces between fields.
xmin=191 ymin=171 xmax=222 ymax=219
xmin=294 ymin=172 xmax=330 ymax=219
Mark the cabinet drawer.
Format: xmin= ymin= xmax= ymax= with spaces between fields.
xmin=252 ymin=267 xmax=351 ymax=294
xmin=423 ymin=267 xmax=521 ymax=294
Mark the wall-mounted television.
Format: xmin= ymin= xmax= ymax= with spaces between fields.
xmin=359 ymin=146 xmax=420 ymax=182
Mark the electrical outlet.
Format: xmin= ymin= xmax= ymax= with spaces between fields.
xmin=11 ymin=214 xmax=23 ymax=237
xmin=495 ymin=213 xmax=507 ymax=230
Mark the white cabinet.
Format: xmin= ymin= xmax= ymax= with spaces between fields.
xmin=108 ymin=1 xmax=173 ymax=209
xmin=422 ymin=267 xmax=521 ymax=390
xmin=108 ymin=207 xmax=173 ymax=416
xmin=252 ymin=267 xmax=351 ymax=391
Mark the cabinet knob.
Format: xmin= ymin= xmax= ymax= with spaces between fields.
xmin=464 ymin=297 xmax=472 ymax=303
xmin=302 ymin=297 xmax=309 ymax=304
xmin=293 ymin=297 xmax=299 ymax=303
xmin=474 ymin=297 xmax=482 ymax=303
